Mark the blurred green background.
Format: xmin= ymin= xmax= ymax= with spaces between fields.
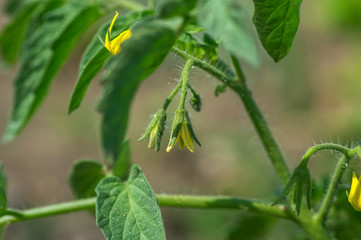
xmin=1 ymin=0 xmax=361 ymax=239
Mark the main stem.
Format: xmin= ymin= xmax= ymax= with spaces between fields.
xmin=230 ymin=58 xmax=290 ymax=184
xmin=0 ymin=195 xmax=292 ymax=226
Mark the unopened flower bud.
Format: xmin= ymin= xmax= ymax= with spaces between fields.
xmin=138 ymin=109 xmax=167 ymax=152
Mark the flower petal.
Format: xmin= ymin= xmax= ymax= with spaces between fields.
xmin=348 ymin=172 xmax=361 ymax=211
xmin=181 ymin=122 xmax=194 ymax=152
xmin=104 ymin=11 xmax=119 ymax=54
xmin=109 ymin=29 xmax=132 ymax=55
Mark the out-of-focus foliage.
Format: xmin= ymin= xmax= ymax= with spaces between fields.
xmin=2 ymin=0 xmax=101 ymax=142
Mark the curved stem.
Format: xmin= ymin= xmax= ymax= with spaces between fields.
xmin=162 ymin=80 xmax=183 ymax=110
xmin=0 ymin=194 xmax=292 ymax=227
xmin=314 ymin=155 xmax=349 ymax=223
xmin=300 ymin=143 xmax=351 ymax=167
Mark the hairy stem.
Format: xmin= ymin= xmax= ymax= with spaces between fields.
xmin=162 ymin=79 xmax=183 ymax=110
xmin=0 ymin=194 xmax=292 ymax=226
xmin=178 ymin=59 xmax=193 ymax=109
xmin=300 ymin=143 xmax=351 ymax=167
xmin=230 ymin=58 xmax=290 ymax=184
xmin=315 ymin=155 xmax=349 ymax=223
xmin=173 ymin=47 xmax=290 ymax=184
xmin=230 ymin=54 xmax=246 ymax=87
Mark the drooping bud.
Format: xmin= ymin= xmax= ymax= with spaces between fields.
xmin=138 ymin=109 xmax=167 ymax=152
xmin=189 ymin=90 xmax=202 ymax=112
xmin=166 ymin=109 xmax=201 ymax=152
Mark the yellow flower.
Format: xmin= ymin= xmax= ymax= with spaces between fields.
xmin=166 ymin=109 xmax=200 ymax=153
xmin=348 ymin=172 xmax=361 ymax=211
xmin=167 ymin=121 xmax=195 ymax=152
xmin=104 ymin=12 xmax=132 ymax=55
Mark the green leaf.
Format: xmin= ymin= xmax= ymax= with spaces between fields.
xmin=68 ymin=10 xmax=154 ymax=114
xmin=177 ymin=33 xmax=218 ymax=62
xmin=2 ymin=1 xmax=101 ymax=142
xmin=4 ymin=0 xmax=25 ymax=15
xmin=96 ymin=164 xmax=165 ymax=240
xmin=0 ymin=163 xmax=7 ymax=216
xmin=155 ymin=0 xmax=187 ymax=19
xmin=252 ymin=0 xmax=303 ymax=62
xmin=98 ymin=19 xmax=179 ymax=162
xmin=113 ymin=140 xmax=131 ymax=180
xmin=69 ymin=160 xmax=106 ymax=199
xmin=197 ymin=0 xmax=259 ymax=66
xmin=0 ymin=2 xmax=39 ymax=64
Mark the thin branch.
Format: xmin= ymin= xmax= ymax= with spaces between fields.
xmin=315 ymin=155 xmax=349 ymax=223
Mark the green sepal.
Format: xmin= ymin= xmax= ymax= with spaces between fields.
xmin=294 ymin=179 xmax=304 ymax=216
xmin=272 ymin=170 xmax=297 ymax=206
xmin=183 ymin=110 xmax=201 ymax=146
xmin=138 ymin=109 xmax=167 ymax=152
xmin=138 ymin=109 xmax=165 ymax=141
xmin=168 ymin=109 xmax=185 ymax=148
xmin=303 ymin=167 xmax=312 ymax=210
xmin=272 ymin=165 xmax=312 ymax=215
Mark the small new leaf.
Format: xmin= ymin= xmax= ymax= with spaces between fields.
xmin=96 ymin=164 xmax=166 ymax=240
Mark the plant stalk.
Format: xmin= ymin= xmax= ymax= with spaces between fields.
xmin=229 ymin=57 xmax=290 ymax=184
xmin=315 ymin=155 xmax=349 ymax=223
xmin=0 ymin=194 xmax=292 ymax=226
